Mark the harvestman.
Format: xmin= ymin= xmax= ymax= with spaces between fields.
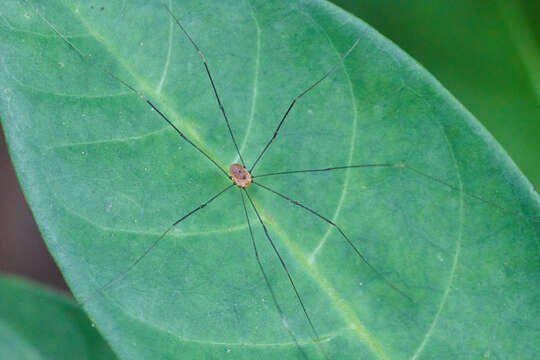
xmin=26 ymin=1 xmax=539 ymax=358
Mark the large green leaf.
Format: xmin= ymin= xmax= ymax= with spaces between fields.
xmin=0 ymin=275 xmax=116 ymax=359
xmin=1 ymin=0 xmax=539 ymax=359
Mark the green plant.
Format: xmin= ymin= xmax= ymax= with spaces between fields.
xmin=0 ymin=275 xmax=115 ymax=359
xmin=1 ymin=0 xmax=538 ymax=359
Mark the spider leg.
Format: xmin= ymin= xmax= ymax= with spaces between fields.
xmin=24 ymin=0 xmax=229 ymax=178
xmin=249 ymin=39 xmax=360 ymax=173
xmin=162 ymin=2 xmax=246 ymax=167
xmin=253 ymin=163 xmax=540 ymax=223
xmin=252 ymin=181 xmax=414 ymax=303
xmin=239 ymin=189 xmax=309 ymax=360
xmin=81 ymin=184 xmax=234 ymax=305
xmin=244 ymin=189 xmax=330 ymax=360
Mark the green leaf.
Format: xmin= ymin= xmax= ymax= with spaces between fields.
xmin=0 ymin=275 xmax=116 ymax=359
xmin=332 ymin=0 xmax=540 ymax=189
xmin=1 ymin=0 xmax=539 ymax=359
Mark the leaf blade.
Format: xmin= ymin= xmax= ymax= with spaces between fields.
xmin=1 ymin=0 xmax=539 ymax=359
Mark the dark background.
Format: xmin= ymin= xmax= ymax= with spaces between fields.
xmin=0 ymin=128 xmax=69 ymax=291
xmin=1 ymin=0 xmax=538 ymax=294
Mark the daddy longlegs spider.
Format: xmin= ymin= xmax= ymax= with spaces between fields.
xmin=18 ymin=0 xmax=540 ymax=359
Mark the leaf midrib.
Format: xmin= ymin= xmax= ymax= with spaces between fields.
xmin=264 ymin=211 xmax=389 ymax=359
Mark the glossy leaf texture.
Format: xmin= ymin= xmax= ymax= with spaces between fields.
xmin=1 ymin=0 xmax=539 ymax=359
xmin=0 ymin=275 xmax=116 ymax=359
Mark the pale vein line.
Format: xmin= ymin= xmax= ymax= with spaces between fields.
xmin=156 ymin=0 xmax=173 ymax=94
xmin=46 ymin=126 xmax=169 ymax=150
xmin=114 ymin=222 xmax=249 ymax=239
xmin=303 ymin=14 xmax=358 ymax=264
xmin=233 ymin=0 xmax=261 ymax=164
xmin=410 ymin=96 xmax=464 ymax=360
xmin=57 ymin=200 xmax=248 ymax=239
xmin=1 ymin=58 xmax=131 ymax=99
xmin=1 ymin=13 xmax=89 ymax=39
xmin=116 ymin=304 xmax=347 ymax=348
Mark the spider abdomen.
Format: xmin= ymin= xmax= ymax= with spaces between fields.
xmin=229 ymin=163 xmax=252 ymax=188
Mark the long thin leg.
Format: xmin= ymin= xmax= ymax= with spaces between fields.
xmin=252 ymin=181 xmax=414 ymax=302
xmin=253 ymin=163 xmax=540 ymax=223
xmin=249 ymin=39 xmax=360 ymax=173
xmin=239 ymin=190 xmax=308 ymax=360
xmin=24 ymin=1 xmax=229 ymax=178
xmin=244 ymin=189 xmax=329 ymax=360
xmin=162 ymin=2 xmax=246 ymax=167
xmin=83 ymin=184 xmax=234 ymax=304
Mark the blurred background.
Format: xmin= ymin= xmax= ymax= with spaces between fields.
xmin=1 ymin=0 xmax=538 ymax=294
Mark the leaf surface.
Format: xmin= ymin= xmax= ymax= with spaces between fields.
xmin=1 ymin=0 xmax=539 ymax=359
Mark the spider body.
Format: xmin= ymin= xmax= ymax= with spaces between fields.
xmin=230 ymin=163 xmax=252 ymax=188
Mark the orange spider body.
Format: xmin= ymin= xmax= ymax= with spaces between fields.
xmin=229 ymin=163 xmax=252 ymax=188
